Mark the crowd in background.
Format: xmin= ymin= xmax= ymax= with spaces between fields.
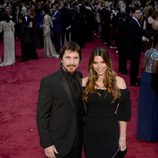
xmin=0 ymin=0 xmax=158 ymax=66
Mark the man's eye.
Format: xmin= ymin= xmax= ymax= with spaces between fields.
xmin=74 ymin=57 xmax=79 ymax=59
xmin=65 ymin=57 xmax=70 ymax=59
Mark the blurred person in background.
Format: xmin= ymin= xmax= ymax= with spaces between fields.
xmin=43 ymin=5 xmax=59 ymax=58
xmin=128 ymin=6 xmax=149 ymax=86
xmin=19 ymin=7 xmax=38 ymax=61
xmin=137 ymin=30 xmax=158 ymax=142
xmin=0 ymin=11 xmax=15 ymax=66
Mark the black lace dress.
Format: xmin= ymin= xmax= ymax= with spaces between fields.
xmin=83 ymin=89 xmax=131 ymax=158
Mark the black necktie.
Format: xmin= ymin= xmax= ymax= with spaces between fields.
xmin=71 ymin=77 xmax=79 ymax=103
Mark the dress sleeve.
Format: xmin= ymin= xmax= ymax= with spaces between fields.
xmin=116 ymin=89 xmax=131 ymax=121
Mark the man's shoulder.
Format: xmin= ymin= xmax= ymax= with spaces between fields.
xmin=41 ymin=70 xmax=60 ymax=83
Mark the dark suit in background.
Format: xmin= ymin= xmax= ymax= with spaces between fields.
xmin=71 ymin=7 xmax=85 ymax=48
xmin=128 ymin=6 xmax=149 ymax=86
xmin=52 ymin=8 xmax=61 ymax=54
xmin=60 ymin=4 xmax=72 ymax=45
xmin=117 ymin=12 xmax=129 ymax=74
xmin=128 ymin=17 xmax=143 ymax=85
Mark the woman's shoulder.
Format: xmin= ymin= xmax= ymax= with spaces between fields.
xmin=82 ymin=76 xmax=88 ymax=87
xmin=151 ymin=51 xmax=158 ymax=60
xmin=116 ymin=76 xmax=126 ymax=89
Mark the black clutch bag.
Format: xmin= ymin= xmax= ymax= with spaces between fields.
xmin=112 ymin=148 xmax=127 ymax=158
xmin=151 ymin=73 xmax=158 ymax=95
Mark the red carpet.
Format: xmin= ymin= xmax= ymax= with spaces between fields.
xmin=0 ymin=38 xmax=158 ymax=158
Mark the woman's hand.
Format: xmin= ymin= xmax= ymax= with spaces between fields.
xmin=119 ymin=138 xmax=127 ymax=151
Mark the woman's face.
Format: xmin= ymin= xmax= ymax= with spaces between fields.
xmin=92 ymin=56 xmax=107 ymax=77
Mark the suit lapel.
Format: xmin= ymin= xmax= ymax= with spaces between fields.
xmin=58 ymin=70 xmax=75 ymax=110
xmin=132 ymin=18 xmax=141 ymax=28
xmin=76 ymin=73 xmax=82 ymax=93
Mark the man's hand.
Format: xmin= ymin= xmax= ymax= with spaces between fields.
xmin=44 ymin=145 xmax=58 ymax=158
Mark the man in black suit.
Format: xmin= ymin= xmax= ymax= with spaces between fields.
xmin=52 ymin=3 xmax=62 ymax=54
xmin=37 ymin=41 xmax=83 ymax=158
xmin=128 ymin=6 xmax=148 ymax=86
xmin=117 ymin=12 xmax=129 ymax=74
xmin=60 ymin=1 xmax=72 ymax=45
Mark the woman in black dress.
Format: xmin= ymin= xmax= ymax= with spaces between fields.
xmin=82 ymin=47 xmax=131 ymax=158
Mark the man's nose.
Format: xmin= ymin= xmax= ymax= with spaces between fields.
xmin=70 ymin=58 xmax=75 ymax=64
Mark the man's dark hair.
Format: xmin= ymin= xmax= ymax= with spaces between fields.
xmin=60 ymin=41 xmax=82 ymax=61
xmin=131 ymin=5 xmax=140 ymax=13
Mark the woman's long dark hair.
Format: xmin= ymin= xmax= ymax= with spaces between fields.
xmin=2 ymin=11 xmax=10 ymax=23
xmin=83 ymin=47 xmax=121 ymax=102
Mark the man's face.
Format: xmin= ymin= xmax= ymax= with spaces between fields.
xmin=61 ymin=50 xmax=80 ymax=74
xmin=133 ymin=9 xmax=142 ymax=20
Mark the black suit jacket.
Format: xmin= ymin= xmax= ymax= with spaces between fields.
xmin=117 ymin=18 xmax=129 ymax=48
xmin=128 ymin=17 xmax=143 ymax=53
xmin=37 ymin=68 xmax=83 ymax=155
xmin=60 ymin=6 xmax=72 ymax=29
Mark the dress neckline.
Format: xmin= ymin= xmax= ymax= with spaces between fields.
xmin=96 ymin=88 xmax=127 ymax=90
xmin=82 ymin=87 xmax=128 ymax=91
